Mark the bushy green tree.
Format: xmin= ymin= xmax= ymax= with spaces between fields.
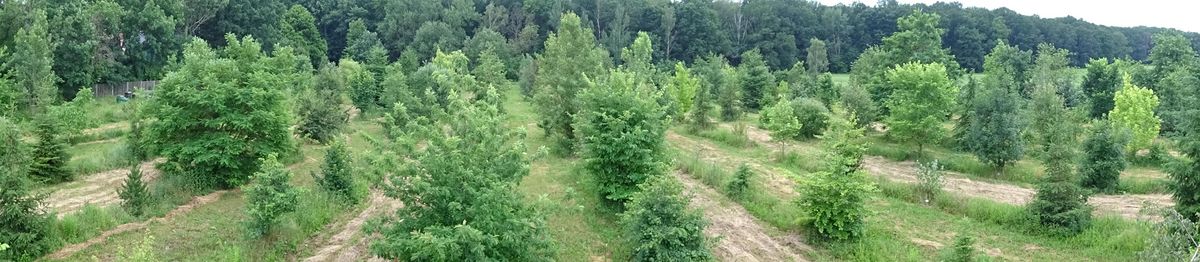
xmin=0 ymin=117 xmax=53 ymax=261
xmin=578 ymin=71 xmax=668 ymax=204
xmin=739 ymin=48 xmax=775 ymax=111
xmin=1080 ymin=121 xmax=1128 ymax=193
xmin=669 ymin=63 xmax=700 ymax=118
xmin=1029 ymin=43 xmax=1080 ymax=106
xmin=806 ymin=38 xmax=829 ymax=75
xmin=1170 ymin=80 xmax=1200 ymax=220
xmin=793 ymin=98 xmax=830 ymax=138
xmin=533 ymin=12 xmax=609 ymax=155
xmin=839 ymin=83 xmax=877 ymax=128
xmin=147 ymin=36 xmax=294 ymax=189
xmin=127 ymin=98 xmax=150 ymax=162
xmin=278 ymin=5 xmax=328 ymax=68
xmin=963 ymin=43 xmax=1028 ymax=172
xmin=622 ymin=176 xmax=713 ymax=261
xmin=371 ymin=89 xmax=553 ymax=261
xmin=689 ymin=75 xmax=713 ymax=131
xmin=313 ymin=140 xmax=358 ymax=204
xmin=717 ymin=66 xmax=742 ymax=122
xmin=342 ymin=59 xmax=380 ymax=112
xmin=298 ymin=64 xmax=350 ymax=143
xmin=761 ymin=98 xmax=804 ymax=141
xmin=1026 ymin=86 xmax=1091 ymax=235
xmin=884 ymin=62 xmax=956 ymax=155
xmin=797 ymin=106 xmax=874 ymax=241
xmin=243 ymin=154 xmax=299 ymax=238
xmin=11 ymin=9 xmax=58 ymax=116
xmin=30 ymin=119 xmax=71 ymax=183
xmin=344 ymin=18 xmax=383 ymax=63
xmin=727 ymin=164 xmax=753 ymax=199
xmin=46 ymin=87 xmax=97 ymax=141
xmin=473 ymin=48 xmax=508 ymax=92
xmin=851 ymin=11 xmax=962 ymax=114
xmin=1081 ymin=59 xmax=1122 ymax=119
xmin=1108 ymin=77 xmax=1160 ymax=154
xmin=118 ymin=163 xmax=151 ymax=217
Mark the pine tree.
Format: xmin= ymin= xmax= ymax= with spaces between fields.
xmin=127 ymin=99 xmax=149 ymax=162
xmin=622 ymin=176 xmax=713 ymax=261
xmin=243 ymin=154 xmax=299 ymax=238
xmin=579 ymin=71 xmax=668 ymax=204
xmin=797 ymin=106 xmax=874 ymax=240
xmin=533 ymin=12 xmax=609 ymax=155
xmin=689 ymin=76 xmax=713 ymax=131
xmin=0 ymin=117 xmax=52 ymax=260
xmin=726 ymin=164 xmax=754 ymax=199
xmin=31 ymin=118 xmax=71 ymax=183
xmin=943 ymin=233 xmax=976 ymax=262
xmin=1170 ymin=79 xmax=1200 ymax=220
xmin=1026 ymin=85 xmax=1092 ymax=235
xmin=739 ymin=48 xmax=775 ymax=111
xmin=1079 ymin=121 xmax=1128 ymax=193
xmin=717 ymin=66 xmax=742 ymax=122
xmin=11 ymin=9 xmax=59 ymax=116
xmin=118 ymin=163 xmax=151 ymax=217
xmin=312 ymin=140 xmax=358 ymax=204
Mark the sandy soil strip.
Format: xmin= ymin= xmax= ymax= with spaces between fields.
xmin=303 ymin=190 xmax=402 ymax=262
xmin=44 ymin=189 xmax=233 ymax=260
xmin=738 ymin=125 xmax=1174 ymax=221
xmin=667 ymin=132 xmax=799 ymax=197
xmin=44 ymin=159 xmax=164 ymax=217
xmin=674 ymin=171 xmax=811 ymax=261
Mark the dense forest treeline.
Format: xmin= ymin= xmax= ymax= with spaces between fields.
xmin=0 ymin=0 xmax=1198 ymax=102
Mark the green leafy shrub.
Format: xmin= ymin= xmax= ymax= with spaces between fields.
xmin=760 ymin=99 xmax=804 ymax=140
xmin=792 ymin=98 xmax=830 ymax=138
xmin=916 ymin=160 xmax=944 ymax=204
xmin=31 ymin=118 xmax=71 ymax=183
xmin=312 ymin=140 xmax=358 ymax=204
xmin=622 ymin=176 xmax=713 ymax=261
xmin=797 ymin=106 xmax=874 ymax=241
xmin=343 ymin=59 xmax=380 ymax=112
xmin=119 ymin=164 xmax=151 ymax=217
xmin=578 ymin=71 xmax=669 ymax=204
xmin=243 ymin=154 xmax=299 ymax=238
xmin=726 ymin=164 xmax=753 ymax=199
xmin=1079 ymin=121 xmax=1128 ymax=193
xmin=298 ymin=64 xmax=350 ymax=143
xmin=1137 ymin=208 xmax=1199 ymax=261
xmin=46 ymin=87 xmax=98 ymax=140
xmin=942 ymin=233 xmax=976 ymax=262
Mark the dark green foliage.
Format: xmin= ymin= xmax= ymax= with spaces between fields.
xmin=278 ymin=5 xmax=329 ymax=68
xmin=671 ymin=0 xmax=730 ymax=62
xmin=964 ymin=46 xmax=1026 ymax=172
xmin=1026 ymin=86 xmax=1091 ymax=235
xmin=119 ymin=164 xmax=151 ymax=217
xmin=370 ymin=89 xmax=553 ymax=261
xmin=243 ymin=154 xmax=299 ymax=238
xmin=31 ymin=119 xmax=71 ymax=183
xmin=797 ymin=107 xmax=874 ymax=241
xmin=1079 ymin=121 xmax=1129 ymax=193
xmin=407 ymin=21 xmax=466 ymax=63
xmin=147 ymin=36 xmax=294 ymax=189
xmin=739 ymin=49 xmax=775 ymax=111
xmin=792 ymin=98 xmax=830 ymax=138
xmin=839 ymin=83 xmax=877 ymax=128
xmin=689 ymin=75 xmax=713 ymax=131
xmin=726 ymin=164 xmax=753 ymax=199
xmin=127 ymin=100 xmax=150 ymax=162
xmin=518 ymin=55 xmax=537 ymax=98
xmin=717 ymin=67 xmax=742 ymax=122
xmin=1171 ymin=80 xmax=1200 ymax=220
xmin=298 ymin=64 xmax=350 ymax=144
xmin=343 ymin=59 xmax=380 ymax=112
xmin=11 ymin=9 xmax=58 ymax=116
xmin=533 ymin=12 xmax=609 ymax=155
xmin=1081 ymin=59 xmax=1122 ymax=119
xmin=1137 ymin=209 xmax=1199 ymax=261
xmin=622 ymin=176 xmax=713 ymax=261
xmin=344 ymin=18 xmax=384 ymax=63
xmin=313 ymin=140 xmax=358 ymax=204
xmin=0 ymin=117 xmax=53 ymax=261
xmin=578 ymin=71 xmax=668 ymax=204
xmin=852 ymin=10 xmax=962 ymax=115
xmin=942 ymin=233 xmax=976 ymax=262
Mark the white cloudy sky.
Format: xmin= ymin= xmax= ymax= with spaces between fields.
xmin=814 ymin=0 xmax=1200 ymax=33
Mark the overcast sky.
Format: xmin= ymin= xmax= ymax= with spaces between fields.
xmin=813 ymin=0 xmax=1200 ymax=33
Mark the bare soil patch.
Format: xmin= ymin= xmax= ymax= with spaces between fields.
xmin=303 ymin=190 xmax=402 ymax=262
xmin=44 ymin=159 xmax=164 ymax=217
xmin=674 ymin=171 xmax=810 ymax=261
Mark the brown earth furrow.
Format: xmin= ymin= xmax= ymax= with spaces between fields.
xmin=674 ymin=171 xmax=811 ymax=261
xmin=45 ymin=159 xmax=163 ymax=217
xmin=303 ymin=190 xmax=401 ymax=262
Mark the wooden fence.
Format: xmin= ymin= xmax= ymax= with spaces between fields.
xmin=92 ymin=81 xmax=158 ymax=97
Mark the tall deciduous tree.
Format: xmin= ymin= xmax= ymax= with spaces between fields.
xmin=1081 ymin=58 xmax=1122 ymax=119
xmin=11 ymin=9 xmax=58 ymax=115
xmin=343 ymin=18 xmax=384 ymax=64
xmin=851 ymin=10 xmax=961 ymax=115
xmin=147 ymin=36 xmax=294 ymax=189
xmin=806 ymin=38 xmax=829 ymax=75
xmin=579 ymin=70 xmax=669 ymax=204
xmin=1108 ymin=77 xmax=1161 ymax=154
xmin=279 ymin=5 xmax=329 ymax=68
xmin=533 ymin=12 xmax=609 ymax=155
xmin=884 ymin=62 xmax=956 ymax=155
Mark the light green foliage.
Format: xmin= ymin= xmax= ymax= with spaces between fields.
xmin=473 ymin=48 xmax=508 ymax=92
xmin=620 ymin=32 xmax=655 ymax=77
xmin=147 ymin=36 xmax=294 ymax=189
xmin=717 ymin=66 xmax=742 ymax=122
xmin=739 ymin=48 xmax=775 ymax=111
xmin=669 ymin=63 xmax=700 ymax=118
xmin=313 ymin=140 xmax=358 ymax=204
xmin=883 ymin=62 xmax=956 ymax=154
xmin=578 ymin=70 xmax=669 ymax=204
xmin=119 ymin=163 xmax=151 ymax=217
xmin=1029 ymin=77 xmax=1081 ymax=160
xmin=1079 ymin=120 xmax=1128 ymax=193
xmin=852 ymin=11 xmax=961 ymax=113
xmin=298 ymin=64 xmax=350 ymax=143
xmin=533 ymin=12 xmax=609 ymax=155
xmin=243 ymin=154 xmax=299 ymax=239
xmin=1108 ymin=77 xmax=1160 ymax=154
xmin=942 ymin=233 xmax=976 ymax=262
xmin=118 ymin=235 xmax=158 ymax=262
xmin=344 ymin=18 xmax=384 ymax=63
xmin=1029 ymin=43 xmax=1080 ymax=106
xmin=371 ymin=89 xmax=553 ymax=261
xmin=278 ymin=5 xmax=328 ymax=67
xmin=31 ymin=119 xmax=71 ymax=183
xmin=1027 ymin=85 xmax=1091 ymax=235
xmin=622 ymin=176 xmax=714 ymax=261
xmin=1137 ymin=209 xmax=1199 ymax=261
xmin=792 ymin=98 xmax=830 ymax=138
xmin=797 ymin=106 xmax=874 ymax=241
xmin=0 ymin=117 xmax=53 ymax=261
xmin=342 ymin=59 xmax=380 ymax=112
xmin=916 ymin=160 xmax=944 ymax=204
xmin=1081 ymin=59 xmax=1122 ymax=118
xmin=11 ymin=9 xmax=58 ymax=115
xmin=689 ymin=72 xmax=714 ymax=131
xmin=726 ymin=164 xmax=753 ymax=199
xmin=806 ymin=38 xmax=829 ymax=75
xmin=839 ymin=83 xmax=877 ymax=128
xmin=761 ymin=98 xmax=804 ymax=141
xmin=46 ymin=87 xmax=98 ymax=140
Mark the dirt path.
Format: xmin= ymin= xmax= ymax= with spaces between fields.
xmin=737 ymin=125 xmax=1174 ymax=221
xmin=667 ymin=132 xmax=799 ymax=197
xmin=674 ymin=171 xmax=810 ymax=261
xmin=44 ymin=159 xmax=164 ymax=217
xmin=45 ymin=189 xmax=234 ymax=260
xmin=303 ymin=190 xmax=402 ymax=262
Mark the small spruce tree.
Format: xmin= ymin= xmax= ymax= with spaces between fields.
xmin=0 ymin=117 xmax=54 ymax=260
xmin=31 ymin=118 xmax=71 ymax=183
xmin=118 ymin=164 xmax=151 ymax=217
xmin=943 ymin=233 xmax=976 ymax=262
xmin=1026 ymin=86 xmax=1092 ymax=235
xmin=726 ymin=164 xmax=754 ymax=199
xmin=312 ymin=140 xmax=358 ymax=204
